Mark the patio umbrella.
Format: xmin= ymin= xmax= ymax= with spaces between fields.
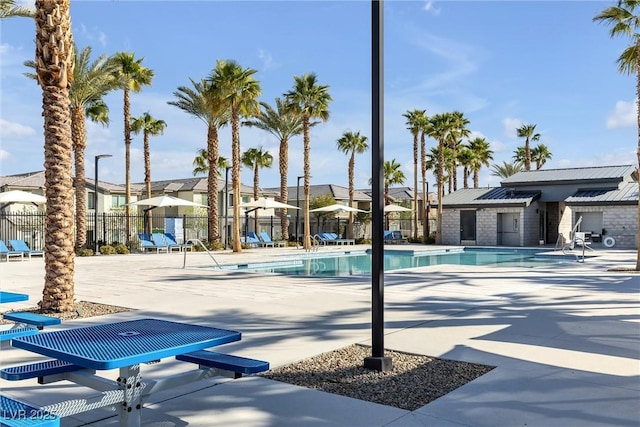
xmin=127 ymin=195 xmax=208 ymax=234
xmin=0 ymin=190 xmax=47 ymax=205
xmin=384 ymin=204 xmax=412 ymax=213
xmin=310 ymin=204 xmax=367 ymax=213
xmin=127 ymin=195 xmax=208 ymax=209
xmin=239 ymin=197 xmax=299 ymax=210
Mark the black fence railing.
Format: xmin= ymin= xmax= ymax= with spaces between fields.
xmin=0 ymin=211 xmax=436 ymax=251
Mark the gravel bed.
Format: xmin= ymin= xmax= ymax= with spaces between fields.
xmin=0 ymin=300 xmax=133 ymax=324
xmin=260 ymin=343 xmax=495 ymax=411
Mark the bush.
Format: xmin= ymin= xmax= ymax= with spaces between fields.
xmin=100 ymin=245 xmax=116 ymax=255
xmin=76 ymin=248 xmax=94 ymax=257
xmin=356 ymin=238 xmax=371 ymax=245
xmin=207 ymin=241 xmax=224 ymax=251
xmin=114 ymin=243 xmax=129 ymax=254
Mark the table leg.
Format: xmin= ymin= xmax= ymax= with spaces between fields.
xmin=118 ymin=364 xmax=143 ymax=427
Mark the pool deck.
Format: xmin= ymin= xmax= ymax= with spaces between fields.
xmin=1 ymin=244 xmax=638 ymax=426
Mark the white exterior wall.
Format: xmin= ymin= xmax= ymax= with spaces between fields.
xmin=441 ymin=209 xmax=459 ymax=245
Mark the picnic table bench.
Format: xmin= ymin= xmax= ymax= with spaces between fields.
xmin=2 ymin=318 xmax=269 ymax=426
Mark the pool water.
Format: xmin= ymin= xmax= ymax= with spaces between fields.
xmin=220 ymin=248 xmax=568 ymax=277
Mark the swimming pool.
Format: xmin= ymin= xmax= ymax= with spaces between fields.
xmin=219 ymin=248 xmax=570 ymax=277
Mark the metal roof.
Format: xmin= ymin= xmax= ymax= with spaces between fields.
xmin=442 ymin=187 xmax=540 ymax=207
xmin=565 ymin=182 xmax=638 ymax=205
xmin=501 ymin=165 xmax=635 ymax=185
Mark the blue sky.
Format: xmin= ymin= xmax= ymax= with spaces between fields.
xmin=1 ymin=1 xmax=636 ymax=192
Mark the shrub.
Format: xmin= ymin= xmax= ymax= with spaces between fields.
xmin=208 ymin=241 xmax=224 ymax=251
xmin=114 ymin=243 xmax=129 ymax=254
xmin=76 ymin=248 xmax=94 ymax=257
xmin=100 ymin=245 xmax=116 ymax=255
xmin=356 ymin=238 xmax=371 ymax=245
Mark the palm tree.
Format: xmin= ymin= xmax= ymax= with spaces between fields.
xmin=467 ymin=137 xmax=493 ymax=188
xmin=209 ymin=59 xmax=261 ymax=253
xmin=427 ymin=112 xmax=454 ymax=244
xmin=169 ymin=78 xmax=228 ymax=244
xmin=403 ymin=109 xmax=427 ymax=240
xmin=336 ymin=130 xmax=368 ymax=239
xmin=516 ymin=124 xmax=540 ymax=171
xmin=448 ymin=111 xmax=470 ymax=191
xmin=112 ymin=52 xmax=154 ymax=243
xmin=594 ymin=2 xmax=640 ymax=271
xmin=531 ymin=143 xmax=552 ymax=170
xmin=382 ymin=159 xmax=406 ymax=230
xmin=131 ymin=112 xmax=167 ymax=199
xmin=418 ymin=114 xmax=431 ymax=240
xmin=490 ymin=160 xmax=523 ymax=179
xmin=457 ymin=146 xmax=474 ymax=189
xmin=241 ymin=146 xmax=273 ymax=232
xmin=25 ymin=45 xmax=118 ymax=250
xmin=243 ymin=98 xmax=305 ymax=241
xmin=0 ymin=0 xmax=34 ymax=18
xmin=35 ymin=0 xmax=74 ymax=312
xmin=192 ymin=150 xmax=229 ymax=177
xmin=285 ymin=73 xmax=332 ymax=250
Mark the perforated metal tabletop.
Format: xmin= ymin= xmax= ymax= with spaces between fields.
xmin=11 ymin=319 xmax=241 ymax=370
xmin=0 ymin=291 xmax=29 ymax=303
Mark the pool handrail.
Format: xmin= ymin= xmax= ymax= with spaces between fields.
xmin=182 ymin=238 xmax=222 ymax=269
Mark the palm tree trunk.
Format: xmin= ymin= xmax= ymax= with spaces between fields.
xmin=124 ymin=86 xmax=132 ymax=243
xmin=421 ymin=132 xmax=427 ymax=241
xmin=71 ymin=106 xmax=86 ymax=250
xmin=143 ymin=131 xmax=152 ymax=234
xmin=207 ymin=125 xmax=219 ymax=243
xmin=36 ymin=0 xmax=75 ymax=313
xmin=636 ymin=40 xmax=640 ymax=271
xmin=348 ymin=152 xmax=355 ymax=239
xmin=231 ymin=109 xmax=242 ymax=253
xmin=413 ymin=134 xmax=418 ymax=241
xmin=525 ymin=137 xmax=531 ymax=171
xmin=437 ymin=139 xmax=444 ymax=244
xmin=279 ymin=137 xmax=289 ymax=241
xmin=253 ymin=163 xmax=259 ymax=233
xmin=303 ymin=117 xmax=311 ymax=250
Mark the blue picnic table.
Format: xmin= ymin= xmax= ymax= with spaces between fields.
xmin=8 ymin=318 xmax=242 ymax=426
xmin=0 ymin=291 xmax=29 ymax=304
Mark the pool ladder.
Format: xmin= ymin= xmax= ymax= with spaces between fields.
xmin=182 ymin=238 xmax=222 ymax=269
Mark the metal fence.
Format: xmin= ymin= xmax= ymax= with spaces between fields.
xmin=0 ymin=212 xmax=437 ymax=251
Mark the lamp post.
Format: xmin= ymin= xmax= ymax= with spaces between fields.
xmin=295 ymin=175 xmax=303 ymax=244
xmin=224 ymin=166 xmax=231 ymax=250
xmin=94 ymin=154 xmax=112 ymax=255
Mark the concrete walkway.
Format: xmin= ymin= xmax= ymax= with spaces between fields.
xmin=1 ymin=245 xmax=638 ymax=426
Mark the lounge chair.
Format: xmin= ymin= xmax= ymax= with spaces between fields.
xmin=259 ymin=232 xmax=286 ymax=248
xmin=384 ymin=230 xmax=406 ymax=244
xmin=320 ymin=233 xmax=355 ymax=245
xmin=152 ymin=233 xmax=180 ymax=252
xmin=247 ymin=232 xmax=265 ymax=247
xmin=0 ymin=240 xmax=24 ymax=262
xmin=138 ymin=233 xmax=168 ymax=253
xmin=8 ymin=240 xmax=43 ymax=259
xmin=164 ymin=233 xmax=192 ymax=252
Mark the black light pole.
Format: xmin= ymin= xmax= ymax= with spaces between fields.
xmin=224 ymin=167 xmax=231 ymax=249
xmin=295 ymin=175 xmax=303 ymax=244
xmin=94 ymin=154 xmax=112 ymax=255
xmin=364 ymin=0 xmax=391 ymax=371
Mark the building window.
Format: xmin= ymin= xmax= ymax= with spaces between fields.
xmin=87 ymin=191 xmax=95 ymax=209
xmin=112 ymin=194 xmax=126 ymax=208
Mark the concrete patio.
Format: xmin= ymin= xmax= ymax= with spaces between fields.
xmin=0 ymin=245 xmax=638 ymax=426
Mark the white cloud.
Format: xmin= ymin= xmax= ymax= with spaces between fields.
xmin=502 ymin=117 xmax=523 ymax=139
xmin=423 ymin=1 xmax=440 ymax=15
xmin=0 ymin=149 xmax=10 ymax=161
xmin=0 ymin=118 xmax=36 ymax=138
xmin=257 ymin=49 xmax=278 ymax=71
xmin=606 ymin=100 xmax=636 ymax=129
